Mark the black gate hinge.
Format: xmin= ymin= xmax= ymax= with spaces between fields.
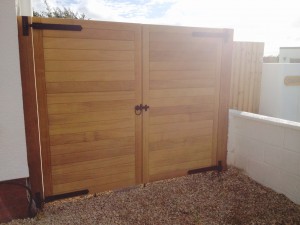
xmin=22 ymin=16 xmax=82 ymax=36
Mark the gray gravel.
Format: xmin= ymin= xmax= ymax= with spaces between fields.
xmin=4 ymin=167 xmax=300 ymax=225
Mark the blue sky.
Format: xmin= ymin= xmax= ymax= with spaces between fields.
xmin=33 ymin=0 xmax=300 ymax=56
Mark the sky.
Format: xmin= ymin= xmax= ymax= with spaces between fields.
xmin=32 ymin=0 xmax=300 ymax=56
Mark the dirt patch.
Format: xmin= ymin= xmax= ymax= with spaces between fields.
xmin=4 ymin=167 xmax=300 ymax=225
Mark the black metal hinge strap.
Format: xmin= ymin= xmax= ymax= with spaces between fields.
xmin=22 ymin=16 xmax=82 ymax=36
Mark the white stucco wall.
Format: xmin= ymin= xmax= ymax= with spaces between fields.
xmin=259 ymin=63 xmax=300 ymax=123
xmin=228 ymin=110 xmax=300 ymax=205
xmin=0 ymin=0 xmax=29 ymax=181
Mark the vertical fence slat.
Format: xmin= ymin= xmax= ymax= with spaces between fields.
xmin=230 ymin=42 xmax=264 ymax=113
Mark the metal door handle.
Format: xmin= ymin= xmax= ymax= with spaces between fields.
xmin=134 ymin=104 xmax=150 ymax=115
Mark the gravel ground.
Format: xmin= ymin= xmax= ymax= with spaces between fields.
xmin=4 ymin=167 xmax=300 ymax=225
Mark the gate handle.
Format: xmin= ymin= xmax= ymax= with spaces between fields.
xmin=135 ymin=104 xmax=150 ymax=115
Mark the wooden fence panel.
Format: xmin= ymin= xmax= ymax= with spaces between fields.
xmin=230 ymin=42 xmax=264 ymax=113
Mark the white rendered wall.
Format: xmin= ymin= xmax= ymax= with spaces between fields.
xmin=0 ymin=0 xmax=29 ymax=181
xmin=228 ymin=110 xmax=300 ymax=205
xmin=259 ymin=63 xmax=300 ymax=122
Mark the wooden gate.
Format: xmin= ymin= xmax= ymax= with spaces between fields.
xmin=18 ymin=17 xmax=232 ymax=198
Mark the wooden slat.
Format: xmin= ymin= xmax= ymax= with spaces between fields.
xmin=150 ymin=61 xmax=215 ymax=71
xmin=48 ymin=110 xmax=133 ymax=125
xmin=45 ymin=71 xmax=135 ymax=82
xmin=150 ymin=79 xmax=215 ymax=89
xmin=149 ymin=120 xmax=213 ymax=134
xmin=149 ymin=135 xmax=212 ymax=151
xmin=150 ymin=71 xmax=216 ymax=80
xmin=49 ymin=118 xmax=134 ymax=135
xmin=52 ymin=172 xmax=135 ymax=195
xmin=149 ymin=148 xmax=212 ymax=167
xmin=52 ymin=155 xmax=135 ymax=175
xmin=46 ymin=81 xmax=135 ymax=93
xmin=50 ymin=127 xmax=135 ymax=146
xmin=149 ymin=158 xmax=212 ymax=176
xmin=150 ymin=88 xmax=215 ymax=98
xmin=230 ymin=42 xmax=264 ymax=113
xmin=47 ymin=99 xmax=134 ymax=114
xmin=43 ymin=37 xmax=134 ymax=50
xmin=47 ymin=91 xmax=135 ymax=104
xmin=149 ymin=127 xmax=213 ymax=143
xmin=150 ymin=41 xmax=216 ymax=52
xmin=149 ymin=50 xmax=216 ymax=61
xmin=51 ymin=147 xmax=134 ymax=166
xmin=52 ymin=163 xmax=134 ymax=185
xmin=150 ymin=104 xmax=214 ymax=116
xmin=149 ymin=96 xmax=214 ymax=108
xmin=284 ymin=76 xmax=300 ymax=86
xmin=45 ymin=61 xmax=134 ymax=72
xmin=51 ymin=136 xmax=135 ymax=155
xmin=43 ymin=28 xmax=134 ymax=40
xmin=149 ymin=112 xmax=214 ymax=125
xmin=44 ymin=49 xmax=134 ymax=61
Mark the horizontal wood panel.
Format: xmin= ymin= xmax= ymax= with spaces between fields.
xmin=150 ymin=41 xmax=215 ymax=52
xmin=49 ymin=118 xmax=134 ymax=135
xmin=45 ymin=71 xmax=135 ymax=82
xmin=149 ymin=127 xmax=213 ymax=143
xmin=150 ymin=104 xmax=214 ymax=116
xmin=51 ymin=136 xmax=135 ymax=155
xmin=87 ymin=179 xmax=136 ymax=194
xmin=47 ymin=91 xmax=135 ymax=104
xmin=45 ymin=61 xmax=134 ymax=72
xmin=149 ymin=158 xmax=212 ymax=176
xmin=51 ymin=146 xmax=134 ymax=166
xmin=284 ymin=76 xmax=300 ymax=86
xmin=52 ymin=155 xmax=135 ymax=175
xmin=149 ymin=50 xmax=216 ymax=62
xmin=150 ymin=79 xmax=215 ymax=89
xmin=50 ymin=127 xmax=135 ymax=146
xmin=149 ymin=147 xmax=212 ymax=167
xmin=150 ymin=88 xmax=215 ymax=98
xmin=150 ymin=31 xmax=223 ymax=43
xmin=43 ymin=28 xmax=135 ymax=40
xmin=49 ymin=109 xmax=133 ymax=125
xmin=149 ymin=120 xmax=213 ymax=134
xmin=44 ymin=49 xmax=134 ymax=61
xmin=150 ymin=71 xmax=215 ymax=80
xmin=150 ymin=62 xmax=215 ymax=71
xmin=43 ymin=37 xmax=134 ymax=50
xmin=53 ymin=163 xmax=134 ymax=185
xmin=46 ymin=81 xmax=135 ymax=93
xmin=150 ymin=112 xmax=214 ymax=125
xmin=149 ymin=135 xmax=212 ymax=151
xmin=149 ymin=96 xmax=214 ymax=108
xmin=52 ymin=171 xmax=135 ymax=195
xmin=47 ymin=99 xmax=134 ymax=114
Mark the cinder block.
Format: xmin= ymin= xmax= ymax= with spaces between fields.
xmin=235 ymin=153 xmax=248 ymax=171
xmin=264 ymin=165 xmax=282 ymax=193
xmin=236 ymin=136 xmax=264 ymax=162
xmin=235 ymin=118 xmax=285 ymax=146
xmin=280 ymin=171 xmax=300 ymax=200
xmin=280 ymin=150 xmax=300 ymax=175
xmin=284 ymin=128 xmax=300 ymax=153
xmin=247 ymin=159 xmax=266 ymax=185
xmin=264 ymin=145 xmax=283 ymax=167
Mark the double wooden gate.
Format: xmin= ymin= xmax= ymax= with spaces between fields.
xmin=18 ymin=17 xmax=233 ymax=198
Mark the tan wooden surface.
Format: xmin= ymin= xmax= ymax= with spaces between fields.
xmin=31 ymin=17 xmax=142 ymax=196
xmin=142 ymin=25 xmax=233 ymax=182
xmin=230 ymin=42 xmax=264 ymax=113
xmin=21 ymin=17 xmax=233 ymax=197
xmin=284 ymin=76 xmax=300 ymax=86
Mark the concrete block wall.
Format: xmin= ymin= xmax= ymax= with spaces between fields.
xmin=228 ymin=109 xmax=300 ymax=205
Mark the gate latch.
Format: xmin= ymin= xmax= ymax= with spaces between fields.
xmin=135 ymin=104 xmax=150 ymax=115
